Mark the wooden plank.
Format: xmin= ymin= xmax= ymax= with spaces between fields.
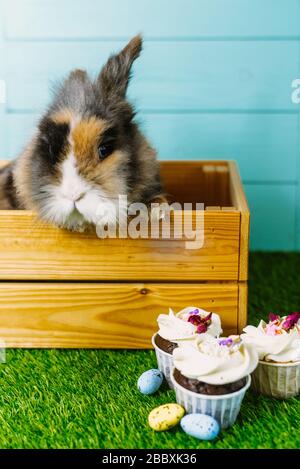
xmin=202 ymin=165 xmax=217 ymax=207
xmin=0 ymin=282 xmax=239 ymax=348
xmin=216 ymin=165 xmax=230 ymax=207
xmin=228 ymin=161 xmax=250 ymax=281
xmin=238 ymin=282 xmax=248 ymax=333
xmin=4 ymin=0 xmax=300 ymax=38
xmin=0 ymin=208 xmax=240 ymax=281
xmin=159 ymin=160 xmax=208 ymax=204
xmin=200 ymin=164 xmax=230 ymax=197
xmin=5 ymin=41 xmax=300 ymax=112
xmin=5 ymin=113 xmax=298 ymax=183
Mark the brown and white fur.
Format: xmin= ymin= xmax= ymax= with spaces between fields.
xmin=0 ymin=35 xmax=165 ymax=231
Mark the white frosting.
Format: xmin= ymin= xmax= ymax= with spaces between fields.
xmin=157 ymin=307 xmax=222 ymax=343
xmin=173 ymin=335 xmax=258 ymax=385
xmin=242 ymin=320 xmax=300 ymax=363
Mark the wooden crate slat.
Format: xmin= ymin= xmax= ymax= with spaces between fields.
xmin=216 ymin=165 xmax=230 ymax=207
xmin=0 ymin=209 xmax=240 ymax=281
xmin=228 ymin=161 xmax=250 ymax=281
xmin=0 ymin=282 xmax=239 ymax=348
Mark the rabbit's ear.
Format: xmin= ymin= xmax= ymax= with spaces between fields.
xmin=98 ymin=34 xmax=142 ymax=100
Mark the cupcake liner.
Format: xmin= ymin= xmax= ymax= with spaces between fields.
xmin=151 ymin=334 xmax=174 ymax=389
xmin=171 ymin=371 xmax=251 ymax=429
xmin=251 ymin=360 xmax=300 ymax=399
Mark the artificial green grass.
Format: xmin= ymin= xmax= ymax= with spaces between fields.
xmin=0 ymin=253 xmax=299 ymax=449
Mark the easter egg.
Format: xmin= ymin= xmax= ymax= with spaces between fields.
xmin=180 ymin=413 xmax=220 ymax=440
xmin=148 ymin=403 xmax=185 ymax=431
xmin=137 ymin=369 xmax=163 ymax=395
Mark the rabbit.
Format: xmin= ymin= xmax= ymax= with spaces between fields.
xmin=0 ymin=35 xmax=166 ymax=232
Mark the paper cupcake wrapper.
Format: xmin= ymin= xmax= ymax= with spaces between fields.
xmin=151 ymin=334 xmax=174 ymax=389
xmin=251 ymin=360 xmax=300 ymax=399
xmin=171 ymin=371 xmax=251 ymax=429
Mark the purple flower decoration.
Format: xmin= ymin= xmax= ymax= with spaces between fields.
xmin=281 ymin=312 xmax=300 ymax=331
xmin=188 ymin=308 xmax=199 ymax=315
xmin=218 ymin=338 xmax=233 ymax=347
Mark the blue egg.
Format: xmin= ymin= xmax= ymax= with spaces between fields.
xmin=137 ymin=369 xmax=164 ymax=395
xmin=180 ymin=413 xmax=220 ymax=440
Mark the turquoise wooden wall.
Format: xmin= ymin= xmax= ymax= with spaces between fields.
xmin=0 ymin=0 xmax=299 ymax=250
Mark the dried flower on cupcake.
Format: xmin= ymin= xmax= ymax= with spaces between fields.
xmin=157 ymin=307 xmax=222 ymax=345
xmin=241 ymin=312 xmax=300 ymax=363
xmin=188 ymin=312 xmax=213 ymax=334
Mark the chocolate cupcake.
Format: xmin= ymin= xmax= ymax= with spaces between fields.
xmin=152 ymin=307 xmax=222 ymax=388
xmin=171 ymin=335 xmax=258 ymax=428
xmin=173 ymin=368 xmax=246 ymax=396
xmin=242 ymin=312 xmax=300 ymax=399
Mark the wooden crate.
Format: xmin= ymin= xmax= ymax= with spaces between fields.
xmin=0 ymin=160 xmax=249 ymax=348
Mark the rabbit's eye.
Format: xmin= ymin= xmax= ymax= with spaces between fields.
xmin=98 ymin=144 xmax=113 ymax=160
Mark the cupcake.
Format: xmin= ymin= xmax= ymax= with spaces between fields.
xmin=170 ymin=335 xmax=258 ymax=428
xmin=152 ymin=307 xmax=222 ymax=388
xmin=242 ymin=312 xmax=300 ymax=399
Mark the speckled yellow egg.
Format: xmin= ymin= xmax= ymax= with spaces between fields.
xmin=148 ymin=403 xmax=185 ymax=431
